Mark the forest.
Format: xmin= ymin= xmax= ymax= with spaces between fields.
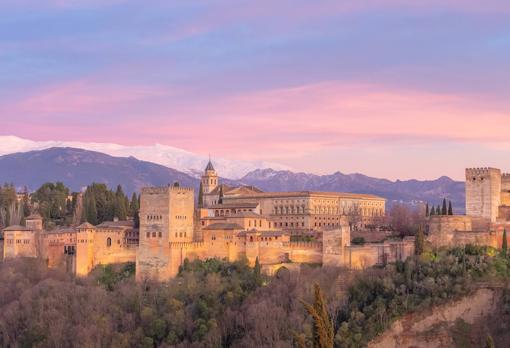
xmin=0 ymin=245 xmax=509 ymax=348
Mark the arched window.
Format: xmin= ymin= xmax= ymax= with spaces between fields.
xmin=107 ymin=237 xmax=112 ymax=247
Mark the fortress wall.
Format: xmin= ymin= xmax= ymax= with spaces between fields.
xmin=258 ymin=240 xmax=291 ymax=264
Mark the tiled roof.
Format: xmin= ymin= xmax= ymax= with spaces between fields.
xmin=226 ymin=191 xmax=385 ymax=200
xmin=204 ymin=222 xmax=244 ymax=230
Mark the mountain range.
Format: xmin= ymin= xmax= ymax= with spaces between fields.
xmin=0 ymin=136 xmax=289 ymax=179
xmin=0 ymin=147 xmax=465 ymax=210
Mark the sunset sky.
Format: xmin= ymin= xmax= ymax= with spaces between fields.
xmin=1 ymin=0 xmax=510 ymax=180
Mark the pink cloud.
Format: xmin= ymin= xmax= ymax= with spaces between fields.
xmin=2 ymin=79 xmax=510 ymax=161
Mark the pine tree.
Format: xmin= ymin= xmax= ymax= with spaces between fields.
xmin=441 ymin=198 xmax=447 ymax=215
xmin=448 ymin=201 xmax=453 ymax=215
xmin=429 ymin=206 xmax=435 ymax=216
xmin=436 ymin=205 xmax=441 ymax=215
xmin=198 ymin=182 xmax=204 ymax=208
xmin=425 ymin=203 xmax=429 ymax=217
xmin=415 ymin=225 xmax=424 ymax=256
xmin=502 ymin=229 xmax=508 ymax=256
xmin=301 ymin=284 xmax=334 ymax=348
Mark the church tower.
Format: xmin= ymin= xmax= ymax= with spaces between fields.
xmin=201 ymin=158 xmax=218 ymax=195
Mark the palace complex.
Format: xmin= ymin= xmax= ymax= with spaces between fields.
xmin=2 ymin=163 xmax=509 ymax=281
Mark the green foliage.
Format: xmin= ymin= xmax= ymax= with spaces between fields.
xmin=0 ymin=257 xmax=265 ymax=347
xmin=82 ymin=183 xmax=133 ymax=225
xmin=425 ymin=203 xmax=429 ymax=217
xmin=198 ymin=182 xmax=204 ymax=208
xmin=351 ymin=237 xmax=366 ymax=245
xmin=485 ymin=334 xmax=495 ymax=348
xmin=502 ymin=229 xmax=508 ymax=257
xmin=415 ymin=225 xmax=425 ymax=255
xmin=335 ymin=245 xmax=509 ymax=347
xmin=441 ymin=199 xmax=447 ymax=215
xmin=32 ymin=182 xmax=71 ymax=227
xmin=448 ymin=200 xmax=453 ymax=215
xmin=94 ymin=263 xmax=136 ymax=291
xmin=301 ymin=284 xmax=334 ymax=348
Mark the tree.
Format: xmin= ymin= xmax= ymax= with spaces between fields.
xmin=253 ymin=257 xmax=262 ymax=287
xmin=485 ymin=335 xmax=495 ymax=348
xmin=218 ymin=185 xmax=224 ymax=204
xmin=415 ymin=225 xmax=425 ymax=256
xmin=502 ymin=229 xmax=508 ymax=256
xmin=31 ymin=182 xmax=70 ymax=226
xmin=129 ymin=192 xmax=139 ymax=217
xmin=198 ymin=182 xmax=204 ymax=208
xmin=441 ymin=199 xmax=447 ymax=215
xmin=429 ymin=206 xmax=435 ymax=216
xmin=301 ymin=284 xmax=334 ymax=348
xmin=448 ymin=201 xmax=453 ymax=215
xmin=114 ymin=185 xmax=128 ymax=220
xmin=435 ymin=205 xmax=441 ymax=215
xmin=425 ymin=203 xmax=429 ymax=217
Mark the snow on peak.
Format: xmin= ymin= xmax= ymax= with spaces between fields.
xmin=0 ymin=136 xmax=291 ymax=179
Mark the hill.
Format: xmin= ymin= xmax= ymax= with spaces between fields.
xmin=0 ymin=147 xmax=197 ymax=194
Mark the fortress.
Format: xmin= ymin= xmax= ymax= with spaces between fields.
xmin=4 ymin=163 xmax=509 ymax=281
xmin=427 ymin=167 xmax=510 ymax=249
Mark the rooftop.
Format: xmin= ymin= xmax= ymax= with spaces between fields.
xmin=204 ymin=222 xmax=244 ymax=230
xmin=225 ymin=191 xmax=385 ymax=200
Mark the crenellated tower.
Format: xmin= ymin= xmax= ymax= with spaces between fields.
xmin=465 ymin=167 xmax=501 ymax=222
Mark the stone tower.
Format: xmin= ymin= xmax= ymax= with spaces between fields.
xmin=465 ymin=168 xmax=501 ymax=222
xmin=201 ymin=159 xmax=218 ymax=195
xmin=136 ymin=184 xmax=195 ymax=280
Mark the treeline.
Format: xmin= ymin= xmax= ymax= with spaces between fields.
xmin=82 ymin=183 xmax=139 ymax=226
xmin=1 ymin=245 xmax=509 ymax=347
xmin=0 ymin=257 xmax=264 ymax=347
xmin=0 ymin=184 xmax=30 ymax=228
xmin=426 ymin=198 xmax=454 ymax=216
xmin=0 ymin=182 xmax=140 ymax=229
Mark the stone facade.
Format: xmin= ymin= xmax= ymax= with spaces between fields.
xmin=2 ymin=214 xmax=138 ymax=275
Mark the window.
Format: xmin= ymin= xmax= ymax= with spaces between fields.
xmin=146 ymin=232 xmax=150 ymax=238
xmin=158 ymin=232 xmax=162 ymax=238
xmin=152 ymin=232 xmax=156 ymax=238
xmin=107 ymin=237 xmax=112 ymax=247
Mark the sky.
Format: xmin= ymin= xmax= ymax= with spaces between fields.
xmin=1 ymin=0 xmax=510 ymax=180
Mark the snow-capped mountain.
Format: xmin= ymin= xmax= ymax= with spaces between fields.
xmin=0 ymin=136 xmax=290 ymax=179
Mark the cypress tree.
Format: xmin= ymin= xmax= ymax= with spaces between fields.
xmin=218 ymin=185 xmax=224 ymax=204
xmin=301 ymin=284 xmax=334 ymax=348
xmin=502 ymin=229 xmax=508 ymax=256
xmin=415 ymin=225 xmax=424 ymax=256
xmin=485 ymin=335 xmax=495 ymax=348
xmin=436 ymin=205 xmax=441 ymax=215
xmin=198 ymin=182 xmax=204 ymax=208
xmin=254 ymin=257 xmax=262 ymax=287
xmin=448 ymin=201 xmax=453 ymax=215
xmin=441 ymin=198 xmax=447 ymax=215
xmin=425 ymin=203 xmax=429 ymax=217
xmin=429 ymin=206 xmax=435 ymax=216
xmin=129 ymin=192 xmax=139 ymax=216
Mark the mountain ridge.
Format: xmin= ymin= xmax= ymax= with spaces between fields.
xmin=0 ymin=147 xmax=465 ymax=209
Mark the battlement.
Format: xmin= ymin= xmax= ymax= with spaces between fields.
xmin=289 ymin=241 xmax=322 ymax=249
xmin=465 ymin=167 xmax=501 ymax=178
xmin=169 ymin=241 xmax=205 ymax=249
xmin=141 ymin=185 xmax=194 ymax=195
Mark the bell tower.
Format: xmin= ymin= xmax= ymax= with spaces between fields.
xmin=201 ymin=158 xmax=218 ymax=195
